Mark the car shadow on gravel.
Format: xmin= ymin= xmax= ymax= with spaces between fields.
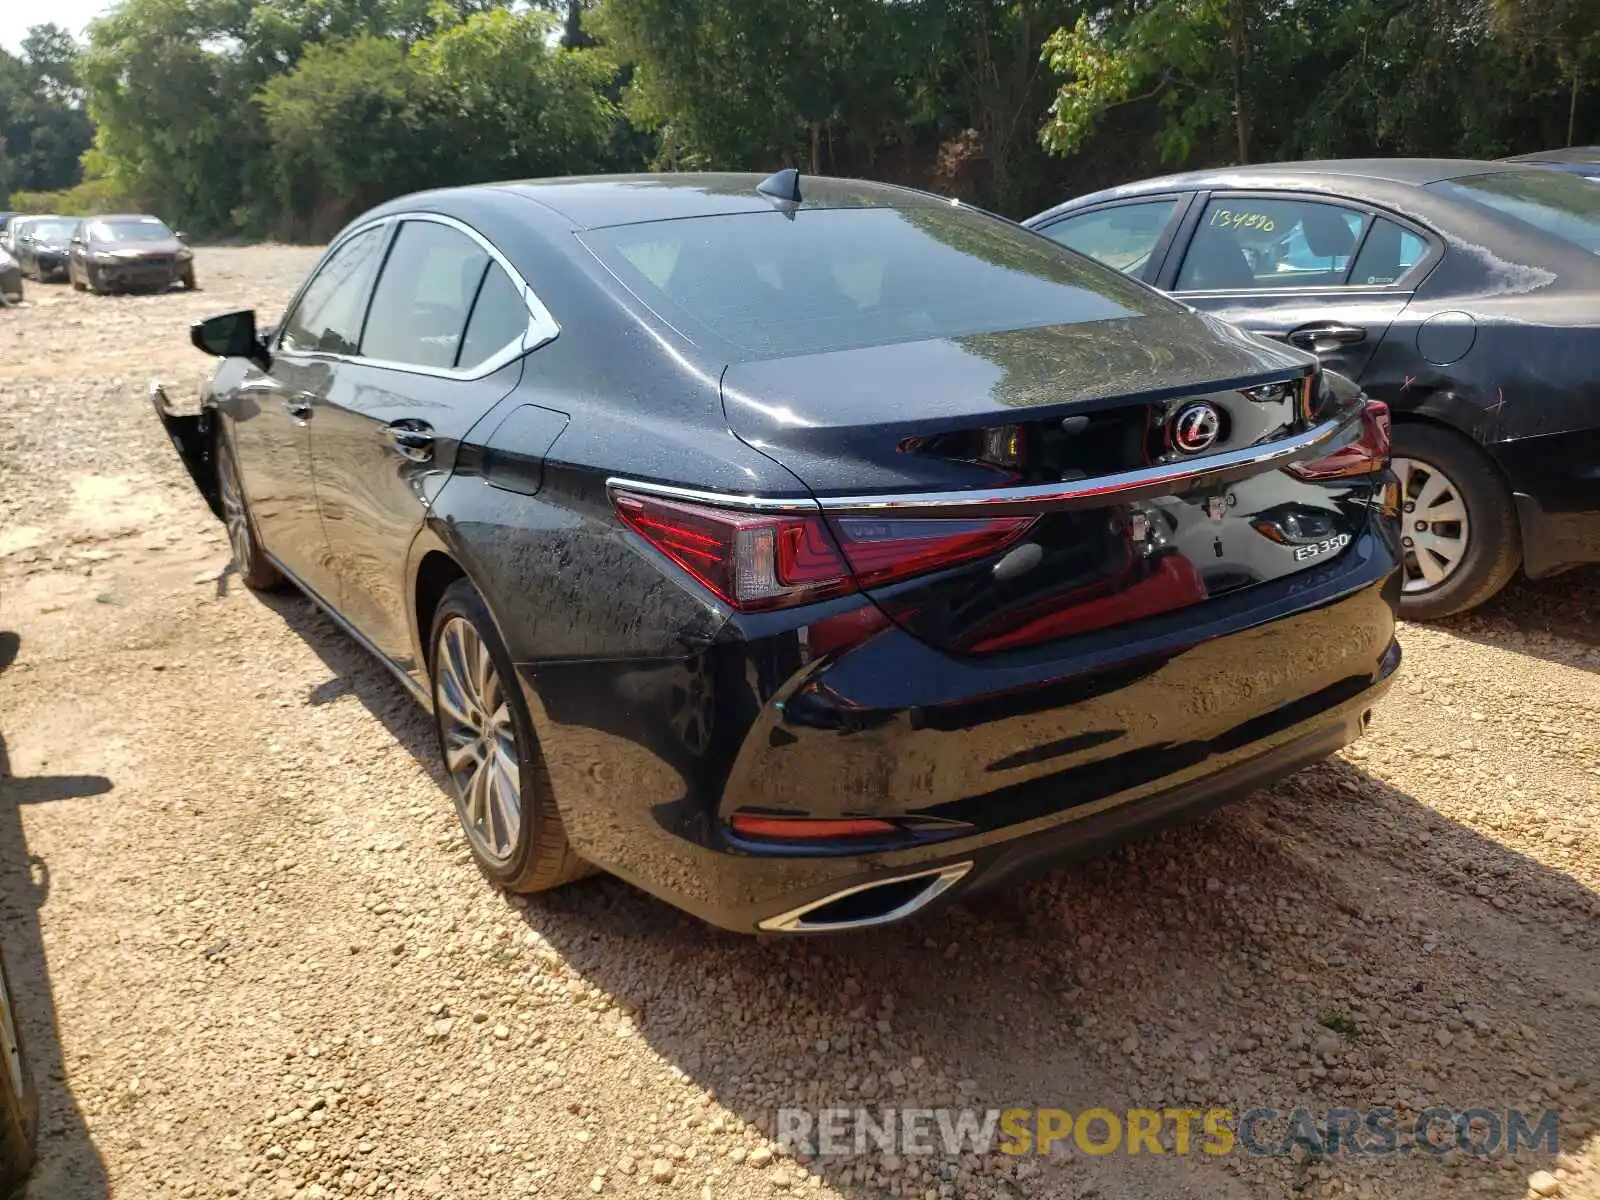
xmin=515 ymin=759 xmax=1597 ymax=1199
xmin=1429 ymin=566 xmax=1600 ymax=670
xmin=0 ymin=632 xmax=112 ymax=1200
xmin=256 ymin=596 xmax=1598 ymax=1198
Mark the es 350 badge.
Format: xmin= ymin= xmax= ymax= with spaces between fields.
xmin=1293 ymin=532 xmax=1352 ymax=562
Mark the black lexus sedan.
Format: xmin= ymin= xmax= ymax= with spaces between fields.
xmin=68 ymin=213 xmax=196 ymax=294
xmin=152 ymin=172 xmax=1401 ymax=933
xmin=13 ymin=215 xmax=77 ymax=283
xmin=1026 ymin=159 xmax=1600 ymax=619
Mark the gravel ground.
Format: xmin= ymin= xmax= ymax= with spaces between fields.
xmin=0 ymin=246 xmax=1597 ymax=1200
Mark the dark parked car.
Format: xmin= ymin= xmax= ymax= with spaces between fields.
xmin=68 ymin=214 xmax=196 ymax=294
xmin=1503 ymin=146 xmax=1600 ymax=181
xmin=13 ymin=216 xmax=77 ymax=283
xmin=152 ymin=172 xmax=1400 ymax=933
xmin=1027 ymin=159 xmax=1600 ymax=619
xmin=0 ymin=248 xmax=19 ymax=306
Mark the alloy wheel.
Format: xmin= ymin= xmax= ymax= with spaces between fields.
xmin=218 ymin=449 xmax=254 ymax=578
xmin=435 ymin=616 xmax=522 ymax=865
xmin=1392 ymin=455 xmax=1470 ymax=593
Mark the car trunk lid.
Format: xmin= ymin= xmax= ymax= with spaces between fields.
xmin=722 ymin=317 xmax=1386 ymax=655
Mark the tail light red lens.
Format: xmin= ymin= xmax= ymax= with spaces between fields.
xmin=1288 ymin=399 xmax=1391 ymax=481
xmin=729 ymin=814 xmax=897 ymax=840
xmin=611 ymin=490 xmax=1036 ymax=612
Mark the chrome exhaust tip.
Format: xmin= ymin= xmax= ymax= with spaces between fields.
xmin=756 ymin=862 xmax=973 ymax=933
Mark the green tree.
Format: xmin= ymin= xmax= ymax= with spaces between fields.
xmin=1492 ymin=0 xmax=1600 ymax=145
xmin=0 ymin=25 xmax=94 ymax=201
xmin=258 ymin=34 xmax=445 ymax=235
xmin=80 ymin=0 xmax=271 ymax=229
xmin=414 ymin=8 xmax=618 ymax=180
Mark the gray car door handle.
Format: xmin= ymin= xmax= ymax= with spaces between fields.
xmin=1285 ymin=322 xmax=1367 ymax=353
xmin=382 ymin=421 xmax=435 ymax=463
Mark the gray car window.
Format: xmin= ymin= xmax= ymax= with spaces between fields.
xmin=457 ymin=263 xmax=527 ymax=369
xmin=1040 ymin=199 xmax=1179 ymax=276
xmin=362 ymin=220 xmax=490 ymax=369
xmin=1177 ymin=198 xmax=1367 ymax=291
xmin=280 ymin=226 xmax=389 ymax=356
xmin=1427 ymin=169 xmax=1600 ymax=254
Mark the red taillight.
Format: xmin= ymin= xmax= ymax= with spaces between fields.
xmin=729 ymin=814 xmax=896 ymax=840
xmin=827 ymin=515 xmax=1038 ymax=588
xmin=612 ymin=490 xmax=1035 ymax=611
xmin=1289 ymin=399 xmax=1391 ymax=481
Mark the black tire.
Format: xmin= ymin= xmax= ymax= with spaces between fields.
xmin=181 ymin=266 xmax=198 ymax=291
xmin=1391 ymin=422 xmax=1520 ymax=621
xmin=0 ymin=946 xmax=39 ymax=1196
xmin=215 ymin=435 xmax=283 ymax=591
xmin=84 ymin=266 xmax=104 ymax=295
xmin=430 ymin=580 xmax=589 ymax=893
xmin=69 ymin=264 xmax=85 ymax=292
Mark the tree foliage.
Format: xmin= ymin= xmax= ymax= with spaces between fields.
xmin=0 ymin=26 xmax=93 ymax=202
xmin=5 ymin=0 xmax=1596 ymax=236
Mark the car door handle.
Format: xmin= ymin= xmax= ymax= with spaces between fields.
xmin=382 ymin=421 xmax=435 ymax=463
xmin=1286 ymin=322 xmax=1367 ymax=353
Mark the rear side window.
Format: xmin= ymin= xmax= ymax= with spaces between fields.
xmin=1039 ymin=199 xmax=1179 ymax=276
xmin=280 ymin=226 xmax=388 ymax=355
xmin=362 ymin=220 xmax=490 ymax=369
xmin=1177 ymin=198 xmax=1367 ymax=291
xmin=579 ymin=205 xmax=1177 ymax=359
xmin=1426 ymin=169 xmax=1600 ymax=254
xmin=458 ymin=263 xmax=528 ymax=370
xmin=1348 ymin=218 xmax=1427 ymax=286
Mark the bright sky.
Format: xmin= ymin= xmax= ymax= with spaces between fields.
xmin=1 ymin=0 xmax=114 ymax=54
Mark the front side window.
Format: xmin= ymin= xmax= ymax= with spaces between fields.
xmin=279 ymin=225 xmax=389 ymax=356
xmin=1426 ymin=168 xmax=1600 ymax=254
xmin=1039 ymin=199 xmax=1179 ymax=277
xmin=1177 ymin=198 xmax=1368 ymax=291
xmin=361 ymin=220 xmax=493 ymax=369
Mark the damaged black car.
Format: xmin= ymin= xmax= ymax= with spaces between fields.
xmin=152 ymin=173 xmax=1401 ymax=933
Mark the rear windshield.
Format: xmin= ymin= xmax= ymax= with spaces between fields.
xmin=579 ymin=206 xmax=1176 ymax=358
xmin=1426 ymin=169 xmax=1600 ymax=254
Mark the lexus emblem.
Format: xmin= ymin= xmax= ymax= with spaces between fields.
xmin=1170 ymin=402 xmax=1222 ymax=455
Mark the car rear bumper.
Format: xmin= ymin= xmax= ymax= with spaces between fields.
xmin=519 ymin=520 xmax=1401 ymax=933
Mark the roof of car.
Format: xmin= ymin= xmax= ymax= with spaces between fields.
xmin=1504 ymin=146 xmax=1600 ymax=164
xmin=1109 ymin=158 xmax=1520 ymax=189
xmin=1025 ymin=158 xmax=1548 ymax=226
xmin=489 ymin=172 xmax=950 ymax=229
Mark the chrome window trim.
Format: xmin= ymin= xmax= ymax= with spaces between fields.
xmin=276 ymin=211 xmax=559 ymax=380
xmin=608 ymin=409 xmax=1352 ymax=518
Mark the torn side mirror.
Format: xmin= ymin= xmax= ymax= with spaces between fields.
xmin=191 ymin=309 xmax=268 ymax=367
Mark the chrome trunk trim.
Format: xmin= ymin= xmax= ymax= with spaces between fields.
xmin=609 ymin=411 xmax=1354 ymax=518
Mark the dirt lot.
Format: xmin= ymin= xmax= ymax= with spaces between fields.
xmin=0 ymin=246 xmax=1597 ymax=1200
